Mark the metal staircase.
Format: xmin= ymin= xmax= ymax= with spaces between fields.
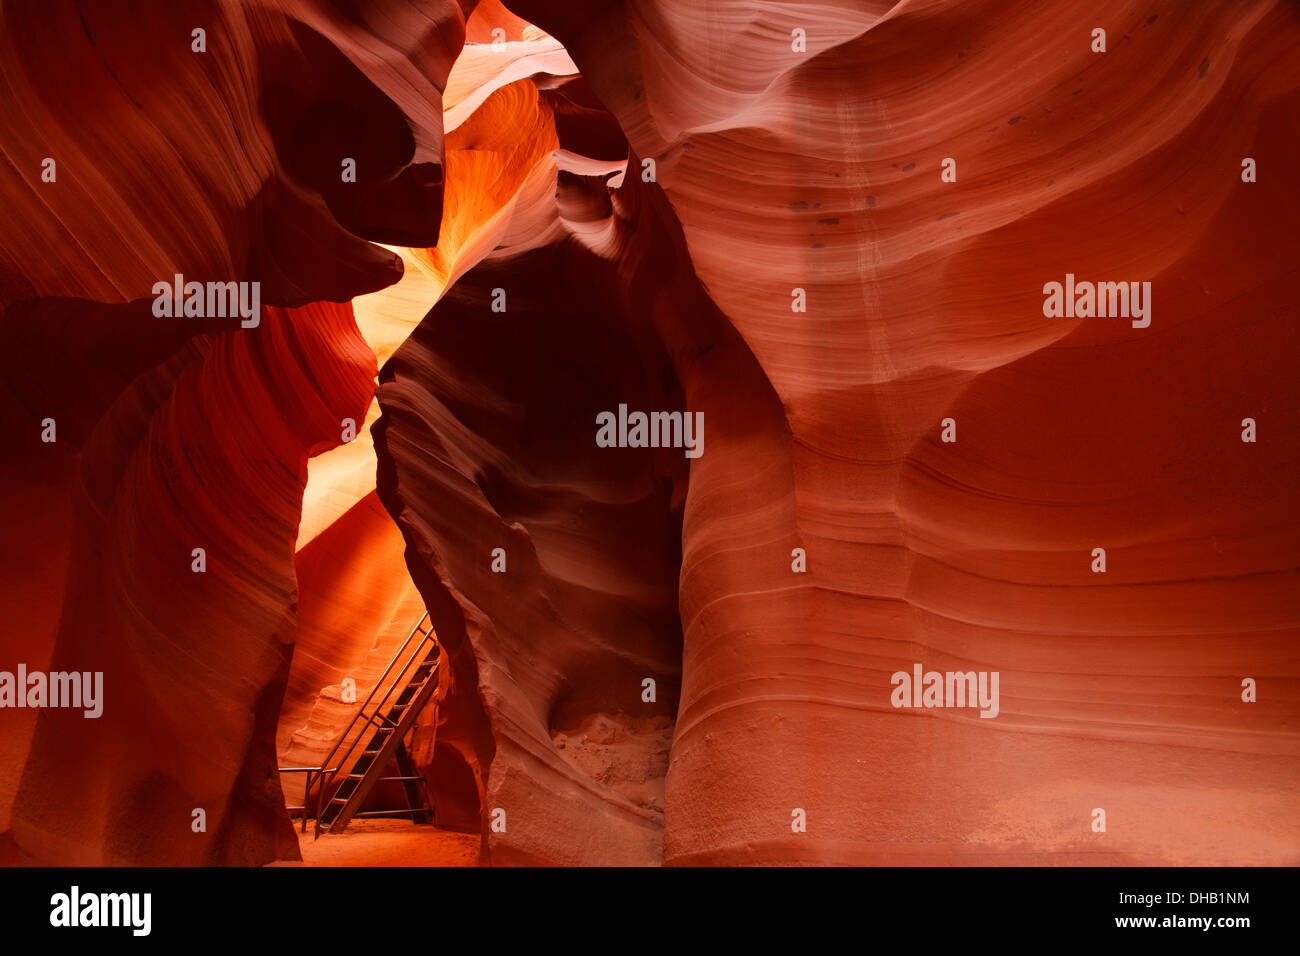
xmin=281 ymin=611 xmax=443 ymax=838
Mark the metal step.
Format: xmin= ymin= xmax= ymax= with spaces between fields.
xmin=303 ymin=612 xmax=442 ymax=838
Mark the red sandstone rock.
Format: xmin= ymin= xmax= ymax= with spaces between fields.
xmin=492 ymin=0 xmax=1300 ymax=865
xmin=2 ymin=0 xmax=1298 ymax=868
xmin=0 ymin=0 xmax=468 ymax=864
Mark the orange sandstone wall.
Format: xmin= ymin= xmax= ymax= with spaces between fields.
xmin=490 ymin=0 xmax=1300 ymax=864
xmin=0 ymin=0 xmax=471 ymax=864
xmin=1 ymin=0 xmax=1297 ymax=867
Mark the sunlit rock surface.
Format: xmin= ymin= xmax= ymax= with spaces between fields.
xmin=1 ymin=0 xmax=1297 ymax=866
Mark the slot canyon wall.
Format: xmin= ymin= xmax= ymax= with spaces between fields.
xmin=1 ymin=0 xmax=1298 ymax=866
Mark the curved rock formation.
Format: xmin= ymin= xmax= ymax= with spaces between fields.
xmin=376 ymin=0 xmax=1300 ymax=864
xmin=2 ymin=0 xmax=1298 ymax=868
xmin=0 ymin=0 xmax=469 ymax=864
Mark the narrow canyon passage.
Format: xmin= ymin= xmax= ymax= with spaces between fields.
xmin=0 ymin=0 xmax=1296 ymax=869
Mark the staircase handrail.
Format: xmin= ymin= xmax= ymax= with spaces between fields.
xmin=302 ymin=611 xmax=436 ymax=826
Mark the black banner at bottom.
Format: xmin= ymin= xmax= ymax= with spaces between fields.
xmin=0 ymin=865 xmax=1281 ymax=942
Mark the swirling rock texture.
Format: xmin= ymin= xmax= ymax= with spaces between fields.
xmin=0 ymin=0 xmax=466 ymax=864
xmin=1 ymin=0 xmax=1298 ymax=866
